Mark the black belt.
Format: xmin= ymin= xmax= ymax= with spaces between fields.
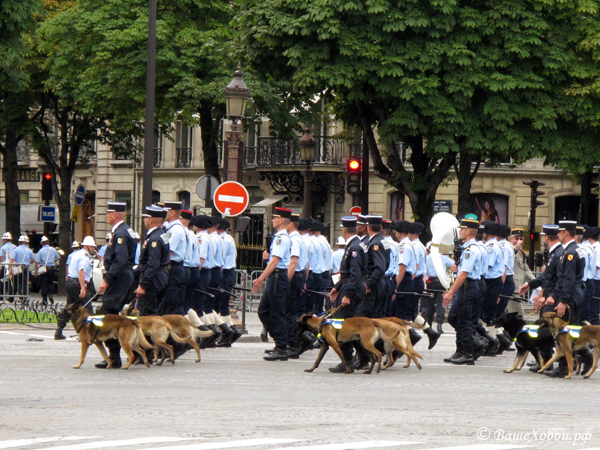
xmin=428 ymin=277 xmax=440 ymax=282
xmin=170 ymin=261 xmax=183 ymax=265
xmin=275 ymin=268 xmax=287 ymax=273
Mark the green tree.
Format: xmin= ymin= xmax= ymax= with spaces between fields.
xmin=0 ymin=0 xmax=40 ymax=240
xmin=239 ymin=0 xmax=600 ymax=231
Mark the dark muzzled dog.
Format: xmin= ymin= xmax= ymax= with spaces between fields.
xmin=536 ymin=312 xmax=600 ymax=379
xmin=67 ymin=304 xmax=154 ymax=370
xmin=494 ymin=312 xmax=554 ymax=373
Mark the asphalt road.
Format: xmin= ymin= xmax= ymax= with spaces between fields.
xmin=1 ymin=311 xmax=599 ymax=450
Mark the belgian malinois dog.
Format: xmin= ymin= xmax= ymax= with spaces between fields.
xmin=68 ymin=304 xmax=154 ymax=370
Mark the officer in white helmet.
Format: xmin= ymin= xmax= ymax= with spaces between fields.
xmin=65 ymin=241 xmax=82 ymax=280
xmin=331 ymin=236 xmax=346 ymax=276
xmin=13 ymin=236 xmax=34 ymax=295
xmin=97 ymin=233 xmax=111 ymax=261
xmin=0 ymin=232 xmax=16 ymax=264
xmin=55 ymin=236 xmax=96 ymax=340
xmin=35 ymin=236 xmax=60 ymax=305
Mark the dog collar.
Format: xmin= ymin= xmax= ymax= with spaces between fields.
xmin=558 ymin=325 xmax=582 ymax=339
xmin=516 ymin=324 xmax=539 ymax=340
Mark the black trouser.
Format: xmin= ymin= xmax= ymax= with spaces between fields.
xmin=395 ymin=272 xmax=415 ymax=320
xmin=332 ymin=283 xmax=361 ymax=363
xmin=57 ymin=278 xmax=93 ymax=331
xmin=196 ymin=268 xmax=212 ymax=315
xmin=481 ymin=277 xmax=503 ymax=326
xmin=299 ymin=271 xmax=312 ymax=315
xmin=218 ymin=268 xmax=236 ymax=316
xmin=204 ymin=267 xmax=223 ymax=313
xmin=100 ymin=269 xmax=134 ymax=363
xmin=413 ymin=276 xmax=425 ymax=319
xmin=494 ymin=274 xmax=515 ymax=319
xmin=591 ymin=280 xmax=600 ymax=325
xmin=285 ymin=271 xmax=306 ymax=350
xmin=309 ymin=272 xmax=324 ymax=314
xmin=581 ymin=279 xmax=595 ymax=324
xmin=376 ymin=276 xmax=394 ymax=318
xmin=258 ymin=269 xmax=289 ymax=350
xmin=425 ymin=278 xmax=445 ymax=325
xmin=159 ymin=262 xmax=186 ymax=315
xmin=39 ymin=267 xmax=56 ymax=303
xmin=184 ymin=267 xmax=200 ymax=313
xmin=448 ymin=280 xmax=480 ymax=357
xmin=357 ymin=278 xmax=384 ymax=318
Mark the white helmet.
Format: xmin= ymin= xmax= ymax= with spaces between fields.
xmin=40 ymin=236 xmax=49 ymax=243
xmin=18 ymin=235 xmax=29 ymax=243
xmin=336 ymin=236 xmax=346 ymax=245
xmin=81 ymin=236 xmax=96 ymax=247
xmin=105 ymin=233 xmax=111 ymax=240
xmin=71 ymin=240 xmax=80 ymax=248
xmin=2 ymin=232 xmax=12 ymax=240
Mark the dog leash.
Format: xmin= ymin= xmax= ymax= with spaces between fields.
xmin=82 ymin=292 xmax=102 ymax=309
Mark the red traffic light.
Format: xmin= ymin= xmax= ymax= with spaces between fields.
xmin=347 ymin=158 xmax=361 ymax=173
xmin=44 ymin=173 xmax=52 ymax=180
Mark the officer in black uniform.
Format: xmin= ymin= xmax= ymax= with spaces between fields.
xmin=328 ymin=216 xmax=367 ymax=373
xmin=134 ymin=206 xmax=170 ymax=316
xmin=543 ymin=220 xmax=589 ymax=377
xmin=360 ymin=215 xmax=388 ymax=318
xmin=96 ymin=201 xmax=136 ymax=369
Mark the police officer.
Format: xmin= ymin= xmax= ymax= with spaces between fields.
xmin=328 ymin=216 xmax=367 ymax=373
xmin=356 ymin=215 xmax=369 ymax=242
xmin=315 ymin=221 xmax=333 ymax=291
xmin=65 ymin=241 xmax=81 ymax=280
xmin=494 ymin=224 xmax=516 ymax=352
xmin=12 ymin=235 xmax=34 ymax=296
xmin=578 ymin=225 xmax=596 ymax=324
xmin=381 ymin=219 xmax=399 ymax=318
xmin=409 ymin=222 xmax=427 ymax=316
xmin=331 ymin=236 xmax=346 ymax=276
xmin=509 ymin=228 xmax=534 ymax=317
xmin=308 ymin=220 xmax=325 ymax=314
xmin=216 ymin=218 xmax=242 ymax=347
xmin=442 ymin=218 xmax=482 ymax=365
xmin=180 ymin=209 xmax=199 ymax=314
xmin=0 ymin=232 xmax=16 ymax=264
xmin=55 ymin=236 xmax=97 ymax=340
xmin=362 ymin=215 xmax=388 ymax=318
xmin=393 ymin=220 xmax=416 ymax=321
xmin=590 ymin=227 xmax=600 ymax=325
xmin=134 ymin=206 xmax=170 ymax=316
xmin=96 ymin=201 xmax=136 ymax=369
xmin=253 ymin=207 xmax=292 ymax=361
xmin=299 ymin=218 xmax=317 ymax=315
xmin=35 ymin=236 xmax=59 ymax=305
xmin=480 ymin=221 xmax=505 ymax=356
xmin=283 ymin=214 xmax=307 ymax=357
xmin=160 ymin=201 xmax=188 ymax=315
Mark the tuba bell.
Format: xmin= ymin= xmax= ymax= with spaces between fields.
xmin=429 ymin=212 xmax=460 ymax=289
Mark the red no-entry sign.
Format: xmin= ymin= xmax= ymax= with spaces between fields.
xmin=350 ymin=206 xmax=362 ymax=217
xmin=213 ymin=181 xmax=250 ymax=217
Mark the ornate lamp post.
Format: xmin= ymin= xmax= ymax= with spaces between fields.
xmin=224 ymin=66 xmax=250 ymax=183
xmin=299 ymin=127 xmax=316 ymax=217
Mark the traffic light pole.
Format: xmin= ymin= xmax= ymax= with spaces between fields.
xmin=361 ymin=135 xmax=369 ymax=214
xmin=523 ymin=179 xmax=545 ymax=270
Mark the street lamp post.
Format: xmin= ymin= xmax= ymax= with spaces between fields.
xmin=299 ymin=127 xmax=316 ymax=217
xmin=224 ymin=67 xmax=250 ymax=184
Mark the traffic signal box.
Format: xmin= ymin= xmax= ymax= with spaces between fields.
xmin=41 ymin=172 xmax=53 ymax=201
xmin=347 ymin=158 xmax=362 ymax=195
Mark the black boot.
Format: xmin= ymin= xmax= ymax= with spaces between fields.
xmin=408 ymin=328 xmax=422 ymax=346
xmin=437 ymin=323 xmax=444 ymax=334
xmin=218 ymin=323 xmax=235 ymax=339
xmin=496 ymin=332 xmax=515 ymax=354
xmin=287 ymin=346 xmax=300 ymax=359
xmin=260 ymin=327 xmax=269 ymax=343
xmin=216 ymin=334 xmax=232 ymax=348
xmin=424 ymin=326 xmax=441 ymax=349
xmin=54 ymin=329 xmax=66 ymax=340
xmin=298 ymin=331 xmax=317 ymax=355
xmin=264 ymin=346 xmax=277 ymax=354
xmin=229 ymin=325 xmax=243 ymax=344
xmin=577 ymin=346 xmax=594 ymax=375
xmin=444 ymin=351 xmax=462 ymax=363
xmin=96 ymin=339 xmax=122 ymax=368
xmin=200 ymin=325 xmax=221 ymax=349
xmin=329 ymin=362 xmax=353 ymax=373
xmin=481 ymin=331 xmax=499 ymax=357
xmin=451 ymin=353 xmax=475 ymax=365
xmin=263 ymin=348 xmax=288 ymax=361
xmin=544 ymin=358 xmax=569 ymax=377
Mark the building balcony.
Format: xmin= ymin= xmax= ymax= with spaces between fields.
xmin=176 ymin=147 xmax=192 ymax=168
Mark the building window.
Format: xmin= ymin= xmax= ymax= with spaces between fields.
xmin=19 ymin=190 xmax=29 ymax=203
xmin=152 ymin=190 xmax=161 ymax=204
xmin=115 ymin=192 xmax=132 ymax=224
xmin=471 ymin=194 xmax=508 ymax=224
xmin=176 ymin=122 xmax=192 ymax=168
xmin=178 ymin=191 xmax=191 ymax=210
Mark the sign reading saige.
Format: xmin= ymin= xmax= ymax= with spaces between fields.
xmin=17 ymin=169 xmax=41 ymax=182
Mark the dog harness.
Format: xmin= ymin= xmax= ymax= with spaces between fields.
xmin=317 ymin=318 xmax=345 ymax=343
xmin=81 ymin=315 xmax=138 ymax=327
xmin=515 ymin=325 xmax=539 ymax=340
xmin=557 ymin=325 xmax=582 ymax=339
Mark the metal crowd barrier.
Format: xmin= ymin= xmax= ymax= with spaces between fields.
xmin=0 ymin=262 xmax=63 ymax=323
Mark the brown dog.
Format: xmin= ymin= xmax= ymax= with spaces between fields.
xmin=135 ymin=316 xmax=179 ymax=365
xmin=68 ymin=304 xmax=154 ymax=370
xmin=373 ymin=318 xmax=423 ymax=370
xmin=536 ymin=312 xmax=600 ymax=379
xmin=158 ymin=315 xmax=206 ymax=364
xmin=297 ymin=315 xmax=386 ymax=374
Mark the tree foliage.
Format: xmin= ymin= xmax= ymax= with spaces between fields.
xmin=239 ymin=0 xmax=600 ymax=229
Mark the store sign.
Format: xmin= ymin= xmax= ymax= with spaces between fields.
xmin=17 ymin=169 xmax=41 ymax=182
xmin=434 ymin=200 xmax=452 ymax=213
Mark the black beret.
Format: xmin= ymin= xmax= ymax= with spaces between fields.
xmin=298 ymin=218 xmax=313 ymax=231
xmin=193 ymin=215 xmax=213 ymax=229
xmin=409 ymin=222 xmax=424 ymax=234
xmin=482 ymin=220 xmax=500 ymax=236
xmin=592 ymin=227 xmax=600 ymax=240
xmin=497 ymin=224 xmax=510 ymax=239
xmin=218 ymin=218 xmax=230 ymax=231
xmin=393 ymin=220 xmax=411 ymax=233
xmin=310 ymin=220 xmax=322 ymax=232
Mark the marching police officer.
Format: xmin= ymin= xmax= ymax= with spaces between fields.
xmin=181 ymin=209 xmax=200 ymax=314
xmin=96 ymin=201 xmax=136 ymax=369
xmin=253 ymin=207 xmax=292 ymax=361
xmin=381 ymin=219 xmax=399 ymax=318
xmin=393 ymin=220 xmax=416 ymax=321
xmin=329 ymin=215 xmax=367 ymax=373
xmin=362 ymin=215 xmax=388 ymax=318
xmin=442 ymin=218 xmax=482 ymax=365
xmin=160 ymin=201 xmax=188 ymax=315
xmin=299 ymin=218 xmax=317 ymax=315
xmin=55 ymin=236 xmax=96 ymax=340
xmin=134 ymin=206 xmax=170 ymax=316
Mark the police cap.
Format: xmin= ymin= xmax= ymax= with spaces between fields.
xmin=540 ymin=224 xmax=559 ymax=236
xmin=298 ymin=218 xmax=313 ymax=231
xmin=141 ymin=206 xmax=166 ymax=218
xmin=558 ymin=220 xmax=577 ymax=231
xmin=107 ymin=202 xmax=127 ymax=212
xmin=181 ymin=209 xmax=193 ymax=221
xmin=357 ymin=215 xmax=368 ymax=225
xmin=340 ymin=216 xmax=357 ymax=228
xmin=367 ymin=215 xmax=382 ymax=226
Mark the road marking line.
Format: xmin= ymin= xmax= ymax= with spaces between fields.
xmin=269 ymin=441 xmax=421 ymax=450
xmin=142 ymin=438 xmax=305 ymax=450
xmin=218 ymin=195 xmax=245 ymax=204
xmin=0 ymin=437 xmax=99 ymax=449
xmin=0 ymin=331 xmax=50 ymax=339
xmin=41 ymin=437 xmax=195 ymax=450
xmin=421 ymin=445 xmax=533 ymax=450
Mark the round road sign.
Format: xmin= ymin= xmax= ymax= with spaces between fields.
xmin=350 ymin=206 xmax=362 ymax=217
xmin=213 ymin=181 xmax=250 ymax=217
xmin=74 ymin=184 xmax=86 ymax=206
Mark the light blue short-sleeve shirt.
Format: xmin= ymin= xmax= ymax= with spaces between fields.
xmin=269 ymin=229 xmax=291 ymax=269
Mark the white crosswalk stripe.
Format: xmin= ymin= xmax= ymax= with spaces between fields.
xmin=0 ymin=437 xmax=98 ymax=449
xmin=37 ymin=437 xmax=195 ymax=450
xmin=139 ymin=438 xmax=305 ymax=450
xmin=269 ymin=441 xmax=421 ymax=450
xmin=421 ymin=445 xmax=532 ymax=450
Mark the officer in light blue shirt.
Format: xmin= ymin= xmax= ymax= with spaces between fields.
xmin=193 ymin=215 xmax=214 ymax=319
xmin=207 ymin=218 xmax=224 ymax=319
xmin=12 ymin=235 xmax=35 ymax=295
xmin=285 ymin=214 xmax=307 ymax=357
xmin=495 ymin=225 xmax=516 ymax=338
xmin=161 ymin=201 xmax=188 ymax=315
xmin=35 ymin=236 xmax=60 ymax=304
xmin=579 ymin=225 xmax=597 ymax=324
xmin=299 ymin=219 xmax=318 ymax=314
xmin=331 ymin=237 xmax=346 ymax=275
xmin=216 ymin=218 xmax=241 ymax=344
xmin=253 ymin=207 xmax=292 ymax=360
xmin=480 ymin=221 xmax=505 ymax=346
xmin=442 ymin=218 xmax=482 ymax=365
xmin=0 ymin=232 xmax=16 ymax=263
xmin=382 ymin=220 xmax=399 ymax=318
xmin=394 ymin=220 xmax=417 ymax=321
xmin=181 ymin=210 xmax=201 ymax=314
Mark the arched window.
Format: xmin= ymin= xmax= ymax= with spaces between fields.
xmin=178 ymin=190 xmax=191 ymax=210
xmin=152 ymin=190 xmax=161 ymax=204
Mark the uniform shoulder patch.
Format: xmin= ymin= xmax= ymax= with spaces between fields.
xmin=276 ymin=237 xmax=281 ymax=245
xmin=576 ymin=248 xmax=586 ymax=259
xmin=373 ymin=245 xmax=379 ymax=251
xmin=127 ymin=228 xmax=136 ymax=238
xmin=381 ymin=240 xmax=390 ymax=250
xmin=160 ymin=233 xmax=169 ymax=245
xmin=117 ymin=237 xmax=123 ymax=244
xmin=352 ymin=251 xmax=357 ymax=257
xmin=152 ymin=241 xmax=157 ymax=248
xmin=360 ymin=243 xmax=368 ymax=252
xmin=568 ymin=254 xmax=574 ymax=261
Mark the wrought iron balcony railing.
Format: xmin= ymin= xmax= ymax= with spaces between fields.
xmin=153 ymin=148 xmax=162 ymax=167
xmin=245 ymin=136 xmax=360 ymax=168
xmin=176 ymin=147 xmax=192 ymax=168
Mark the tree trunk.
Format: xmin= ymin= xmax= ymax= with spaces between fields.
xmin=2 ymin=130 xmax=22 ymax=241
xmin=456 ymin=151 xmax=474 ymax=216
xmin=199 ymin=102 xmax=222 ymax=182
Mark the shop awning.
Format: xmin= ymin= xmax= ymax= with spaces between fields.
xmin=251 ymin=195 xmax=287 ymax=207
